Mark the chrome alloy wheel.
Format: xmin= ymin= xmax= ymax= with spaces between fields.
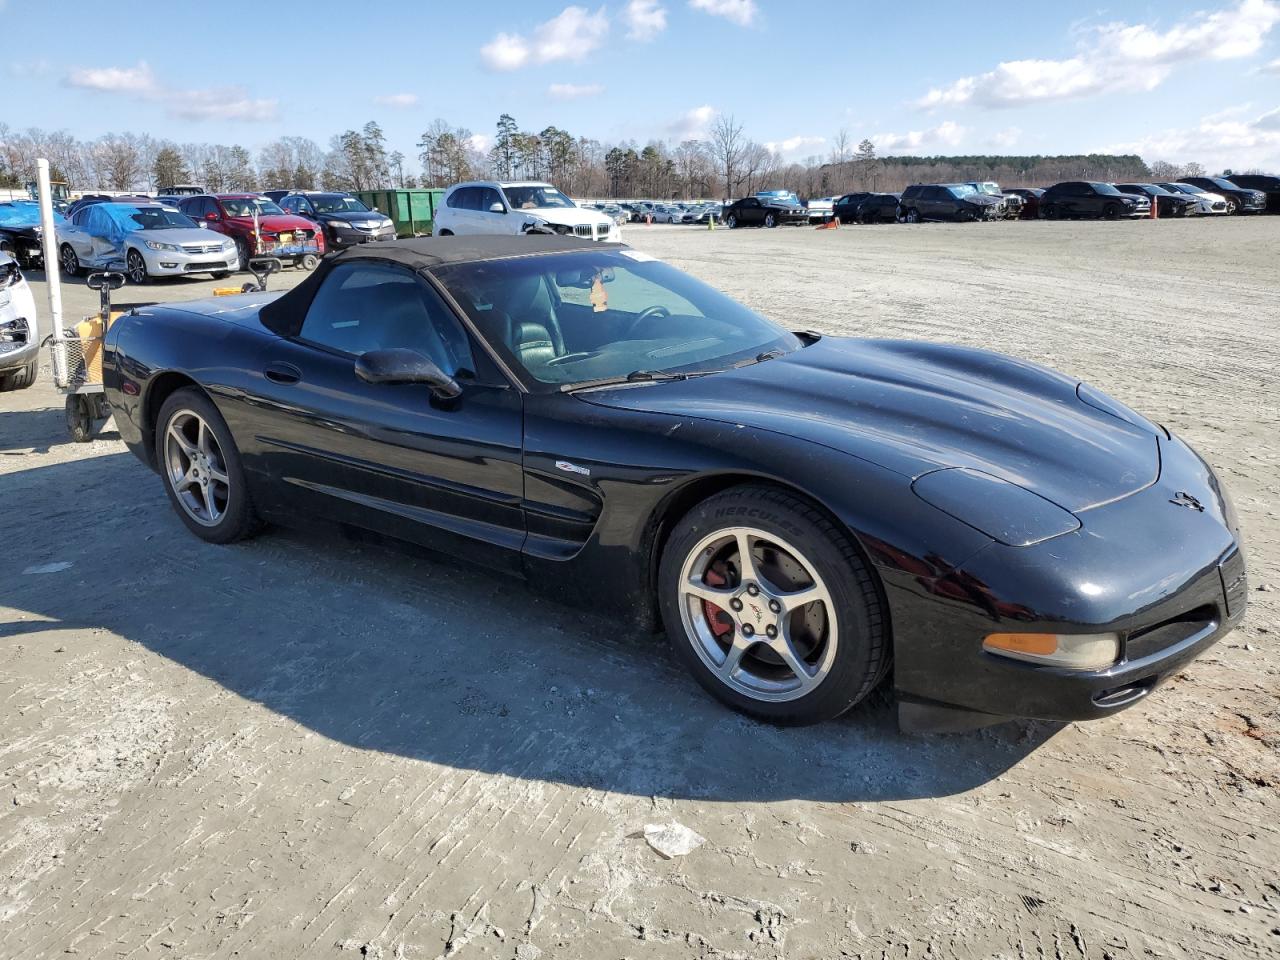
xmin=678 ymin=526 xmax=838 ymax=702
xmin=163 ymin=410 xmax=230 ymax=527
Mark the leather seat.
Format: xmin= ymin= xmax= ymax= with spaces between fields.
xmin=489 ymin=274 xmax=564 ymax=371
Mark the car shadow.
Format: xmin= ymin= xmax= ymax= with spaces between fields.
xmin=0 ymin=407 xmax=120 ymax=455
xmin=2 ymin=452 xmax=1061 ymax=803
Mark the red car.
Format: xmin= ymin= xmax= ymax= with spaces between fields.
xmin=1005 ymin=187 xmax=1045 ymax=219
xmin=177 ymin=194 xmax=324 ymax=271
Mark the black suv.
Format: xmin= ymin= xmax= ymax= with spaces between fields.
xmin=1114 ymin=183 xmax=1199 ymax=218
xmin=833 ymin=192 xmax=871 ymax=223
xmin=1178 ymin=177 xmax=1266 ymax=215
xmin=898 ymin=184 xmax=1003 ymax=223
xmin=1221 ymin=174 xmax=1280 ymax=213
xmin=1039 ymin=182 xmax=1149 ymax=219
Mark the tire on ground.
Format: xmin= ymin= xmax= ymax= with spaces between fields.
xmin=657 ymin=484 xmax=889 ymax=725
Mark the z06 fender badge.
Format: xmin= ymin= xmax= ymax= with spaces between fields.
xmin=555 ymin=460 xmax=591 ymax=477
xmin=1169 ymin=491 xmax=1204 ymax=512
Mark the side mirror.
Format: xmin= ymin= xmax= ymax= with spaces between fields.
xmin=198 ymin=221 xmax=208 ymax=229
xmin=206 ymin=213 xmax=219 ymax=222
xmin=488 ymin=202 xmax=506 ymax=214
xmin=354 ymin=348 xmax=461 ymax=399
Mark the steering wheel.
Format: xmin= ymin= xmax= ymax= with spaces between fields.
xmin=623 ymin=305 xmax=671 ymax=339
xmin=544 ymin=350 xmax=601 ymax=367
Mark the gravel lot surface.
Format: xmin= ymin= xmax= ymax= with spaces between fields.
xmin=2 ymin=219 xmax=1277 ymax=959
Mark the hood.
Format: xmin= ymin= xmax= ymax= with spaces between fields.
xmin=527 ymin=206 xmax=613 ymax=228
xmin=226 ymin=213 xmax=319 ymax=232
xmin=134 ymin=227 xmax=232 ymax=245
xmin=147 ymin=290 xmax=286 ymax=329
xmin=319 ymin=210 xmax=392 ymax=225
xmin=966 ymin=195 xmax=1003 ymax=207
xmin=580 ymin=337 xmax=1160 ymax=514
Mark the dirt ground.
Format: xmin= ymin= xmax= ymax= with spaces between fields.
xmin=2 ymin=218 xmax=1277 ymax=959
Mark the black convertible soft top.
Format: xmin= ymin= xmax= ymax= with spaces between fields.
xmin=260 ymin=234 xmax=619 ymax=337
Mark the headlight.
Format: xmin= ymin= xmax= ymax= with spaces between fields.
xmin=144 ymin=240 xmax=179 ymax=252
xmin=326 ymin=220 xmax=349 ymax=229
xmin=983 ymin=631 xmax=1120 ymax=670
xmin=912 ymin=467 xmax=1080 ymax=546
xmin=222 ymin=240 xmax=235 ymax=251
xmin=0 ymin=260 xmax=20 ymax=289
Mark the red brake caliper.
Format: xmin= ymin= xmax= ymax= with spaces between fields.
xmin=702 ymin=566 xmax=735 ymax=638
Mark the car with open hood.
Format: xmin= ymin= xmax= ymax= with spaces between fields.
xmin=55 ymin=201 xmax=238 ymax=284
xmin=0 ymin=200 xmax=60 ymax=269
xmin=100 ymin=235 xmax=1246 ymax=732
xmin=1178 ymin=176 xmax=1266 ymax=215
xmin=432 ymin=181 xmax=620 ymax=242
xmin=178 ymin=194 xmax=324 ymax=270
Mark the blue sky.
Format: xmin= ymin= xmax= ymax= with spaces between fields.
xmin=6 ymin=0 xmax=1280 ymax=172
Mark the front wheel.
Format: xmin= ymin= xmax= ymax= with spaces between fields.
xmin=156 ymin=387 xmax=261 ymax=544
xmin=0 ymin=359 xmax=38 ymax=393
xmin=126 ymin=249 xmax=149 ymax=284
xmin=903 ymin=207 xmax=921 ymax=224
xmin=658 ymin=485 xmax=888 ymax=724
xmin=764 ymin=213 xmax=777 ymax=228
xmin=235 ymin=238 xmax=250 ymax=271
xmin=1224 ymin=199 xmax=1239 ymax=215
xmin=726 ymin=215 xmax=738 ymax=229
xmin=59 ymin=244 xmax=79 ymax=277
xmin=1102 ymin=203 xmax=1121 ymax=220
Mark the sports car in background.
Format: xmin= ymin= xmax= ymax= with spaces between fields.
xmin=101 ymin=236 xmax=1247 ymax=731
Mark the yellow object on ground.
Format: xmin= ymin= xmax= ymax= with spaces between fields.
xmin=71 ymin=309 xmax=126 ymax=386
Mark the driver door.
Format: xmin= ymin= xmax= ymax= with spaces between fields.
xmin=237 ymin=260 xmax=526 ymax=571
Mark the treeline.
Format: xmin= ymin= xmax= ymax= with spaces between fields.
xmin=0 ymin=116 xmax=1208 ymax=201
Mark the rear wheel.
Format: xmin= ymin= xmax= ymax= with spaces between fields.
xmin=156 ymin=387 xmax=260 ymax=544
xmin=658 ymin=485 xmax=888 ymax=724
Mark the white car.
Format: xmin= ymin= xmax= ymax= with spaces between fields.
xmin=805 ymin=197 xmax=836 ymax=222
xmin=434 ymin=181 xmax=620 ymax=242
xmin=1159 ymin=182 xmax=1229 ymax=215
xmin=0 ymin=251 xmax=39 ymax=391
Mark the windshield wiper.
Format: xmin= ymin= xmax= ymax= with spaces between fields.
xmin=563 ymin=369 xmax=700 ymax=393
xmin=733 ymin=348 xmax=787 ymax=368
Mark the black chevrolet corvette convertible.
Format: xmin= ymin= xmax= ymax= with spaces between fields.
xmin=103 ymin=236 xmax=1247 ymax=730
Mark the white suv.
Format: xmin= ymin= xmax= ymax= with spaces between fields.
xmin=434 ymin=181 xmax=620 ymax=242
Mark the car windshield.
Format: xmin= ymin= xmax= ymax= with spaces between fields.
xmin=436 ymin=249 xmax=801 ymax=388
xmin=221 ymin=197 xmax=285 ymax=217
xmin=948 ymin=184 xmax=979 ymax=198
xmin=974 ymin=183 xmax=1001 ymax=196
xmin=309 ymin=195 xmax=370 ymax=214
xmin=129 ymin=207 xmax=198 ymax=230
xmin=503 ymin=185 xmax=575 ymax=210
xmin=1207 ymin=177 xmax=1239 ymax=190
xmin=1091 ymin=182 xmax=1123 ymax=196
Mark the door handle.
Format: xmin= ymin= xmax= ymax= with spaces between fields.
xmin=264 ymin=362 xmax=302 ymax=385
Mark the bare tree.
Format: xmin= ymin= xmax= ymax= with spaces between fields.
xmin=708 ymin=114 xmax=746 ymax=199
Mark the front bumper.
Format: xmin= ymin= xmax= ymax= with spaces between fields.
xmin=328 ymin=224 xmax=397 ymax=247
xmin=1 ymin=282 xmax=40 ymax=371
xmin=142 ymin=250 xmax=238 ymax=276
xmin=887 ymin=431 xmax=1247 ymax=730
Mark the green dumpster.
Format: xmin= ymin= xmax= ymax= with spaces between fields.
xmin=353 ymin=188 xmax=446 ymax=237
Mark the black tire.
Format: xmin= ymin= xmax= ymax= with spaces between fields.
xmin=65 ymin=395 xmax=92 ymax=442
xmin=657 ymin=485 xmax=888 ymax=725
xmin=726 ymin=215 xmax=738 ymax=229
xmin=301 ymin=253 xmax=319 ymax=270
xmin=1102 ymin=203 xmax=1121 ymax=220
xmin=126 ymin=249 xmax=149 ymax=284
xmin=59 ymin=244 xmax=79 ymax=277
xmin=0 ymin=359 xmax=38 ymax=392
xmin=211 ymin=271 xmax=230 ymax=280
xmin=1041 ymin=203 xmax=1056 ymax=220
xmin=1224 ymin=198 xmax=1238 ymax=215
xmin=155 ymin=387 xmax=261 ymax=544
xmin=764 ymin=212 xmax=777 ymax=228
xmin=235 ymin=238 xmax=250 ymax=271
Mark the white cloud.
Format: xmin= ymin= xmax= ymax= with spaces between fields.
xmin=65 ymin=60 xmax=277 ymax=122
xmin=374 ymin=93 xmax=419 ymax=108
xmin=66 ymin=61 xmax=156 ymax=93
xmin=625 ymin=0 xmax=667 ymax=40
xmin=689 ymin=0 xmax=757 ymax=27
xmin=481 ymin=5 xmax=609 ymax=71
xmin=469 ymin=133 xmax=494 ymax=154
xmin=168 ymin=90 xmax=278 ymax=122
xmin=1103 ymin=103 xmax=1280 ymax=170
xmin=765 ymin=135 xmax=826 ymax=156
xmin=990 ymin=126 xmax=1022 ymax=149
xmin=918 ymin=0 xmax=1280 ymax=108
xmin=549 ymin=82 xmax=605 ymax=99
xmin=1260 ymin=57 xmax=1280 ymax=73
xmin=872 ymin=121 xmax=968 ymax=154
xmin=668 ymin=104 xmax=716 ymax=139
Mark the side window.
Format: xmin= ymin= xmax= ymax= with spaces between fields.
xmin=480 ymin=187 xmax=503 ymax=212
xmin=280 ymin=197 xmax=294 ymax=212
xmin=197 ymin=198 xmax=214 ymax=218
xmin=299 ymin=263 xmax=475 ymax=376
xmin=71 ymin=208 xmax=88 ymax=227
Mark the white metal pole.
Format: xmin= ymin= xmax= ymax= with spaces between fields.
xmin=36 ymin=158 xmax=66 ymax=385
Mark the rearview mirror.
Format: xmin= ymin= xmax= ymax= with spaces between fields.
xmin=354 ymin=348 xmax=461 ymax=399
xmin=489 ymin=202 xmax=506 ymax=213
xmin=554 ymin=266 xmax=615 ymax=288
